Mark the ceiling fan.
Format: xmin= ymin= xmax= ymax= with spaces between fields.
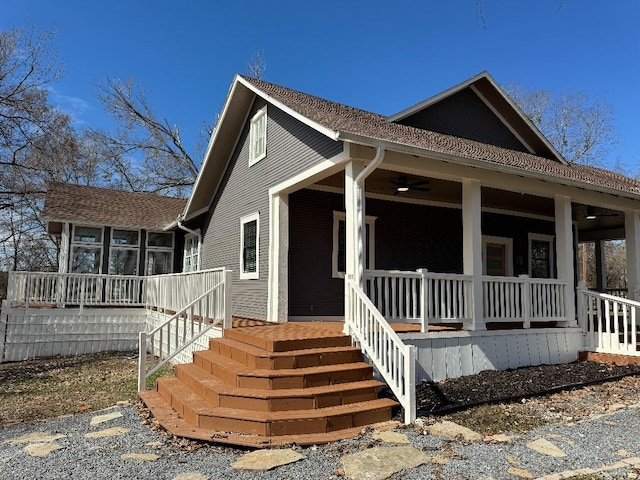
xmin=585 ymin=206 xmax=620 ymax=220
xmin=390 ymin=176 xmax=430 ymax=195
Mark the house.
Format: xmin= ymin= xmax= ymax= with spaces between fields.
xmin=4 ymin=71 xmax=640 ymax=445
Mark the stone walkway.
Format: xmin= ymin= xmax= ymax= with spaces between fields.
xmin=1 ymin=403 xmax=640 ymax=479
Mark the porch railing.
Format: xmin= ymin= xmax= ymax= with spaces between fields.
xmin=364 ymin=269 xmax=569 ymax=330
xmin=578 ymin=287 xmax=640 ymax=356
xmin=482 ymin=276 xmax=567 ymax=326
xmin=345 ymin=276 xmax=416 ymax=424
xmin=138 ymin=269 xmax=233 ymax=390
xmin=7 ymin=271 xmax=145 ymax=308
xmin=144 ymin=268 xmax=226 ymax=314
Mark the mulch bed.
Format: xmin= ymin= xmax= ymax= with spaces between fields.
xmin=411 ymin=361 xmax=640 ymax=415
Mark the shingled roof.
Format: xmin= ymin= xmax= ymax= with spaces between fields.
xmin=43 ymin=182 xmax=187 ymax=230
xmin=240 ymin=76 xmax=640 ymax=199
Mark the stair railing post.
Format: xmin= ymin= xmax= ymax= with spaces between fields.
xmin=223 ymin=270 xmax=233 ymax=329
xmin=403 ymin=344 xmax=417 ymax=424
xmin=138 ymin=331 xmax=147 ymax=392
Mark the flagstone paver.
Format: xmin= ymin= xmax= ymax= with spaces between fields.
xmin=172 ymin=473 xmax=208 ymax=480
xmin=231 ymin=449 xmax=306 ymax=471
xmin=89 ymin=411 xmax=123 ymax=426
xmin=484 ymin=433 xmax=513 ymax=443
xmin=372 ymin=431 xmax=411 ymax=444
xmin=23 ymin=442 xmax=63 ymax=457
xmin=85 ymin=426 xmax=130 ymax=438
xmin=507 ymin=466 xmax=534 ymax=478
xmin=526 ymin=438 xmax=566 ymax=457
xmin=5 ymin=432 xmax=66 ymax=444
xmin=425 ymin=420 xmax=483 ymax=442
xmin=341 ymin=446 xmax=429 ymax=480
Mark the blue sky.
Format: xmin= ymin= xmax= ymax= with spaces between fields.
xmin=3 ymin=0 xmax=639 ymax=171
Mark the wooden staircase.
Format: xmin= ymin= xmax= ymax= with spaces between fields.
xmin=139 ymin=322 xmax=398 ymax=447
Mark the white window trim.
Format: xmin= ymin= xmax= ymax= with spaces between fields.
xmin=240 ymin=212 xmax=260 ymax=280
xmin=528 ymin=233 xmax=555 ymax=278
xmin=108 ymin=228 xmax=140 ymax=275
xmin=249 ymin=107 xmax=267 ymax=166
xmin=183 ymin=231 xmax=201 ymax=273
xmin=145 ymin=231 xmax=175 ymax=275
xmin=482 ymin=235 xmax=514 ymax=276
xmin=332 ymin=211 xmax=377 ymax=279
xmin=69 ymin=225 xmax=105 ymax=274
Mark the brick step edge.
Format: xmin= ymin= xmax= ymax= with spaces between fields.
xmin=139 ymin=390 xmax=389 ymax=448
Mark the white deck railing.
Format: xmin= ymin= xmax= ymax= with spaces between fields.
xmin=482 ymin=276 xmax=567 ymax=326
xmin=345 ymin=276 xmax=416 ymax=424
xmin=578 ymin=287 xmax=640 ymax=356
xmin=138 ymin=270 xmax=232 ymax=390
xmin=7 ymin=271 xmax=145 ymax=308
xmin=364 ymin=269 xmax=568 ymax=331
xmin=144 ymin=268 xmax=226 ymax=313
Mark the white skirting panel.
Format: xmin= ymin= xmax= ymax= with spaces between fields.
xmin=145 ymin=310 xmax=222 ymax=365
xmin=402 ymin=328 xmax=584 ymax=382
xmin=1 ymin=306 xmax=147 ymax=363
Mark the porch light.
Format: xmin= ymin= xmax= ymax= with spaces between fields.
xmin=586 ymin=206 xmax=597 ymax=220
xmin=396 ymin=186 xmax=409 ymax=193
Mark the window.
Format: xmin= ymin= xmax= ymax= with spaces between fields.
xmin=109 ymin=229 xmax=139 ymax=275
xmin=249 ymin=107 xmax=267 ymax=165
xmin=529 ymin=233 xmax=555 ymax=279
xmin=240 ymin=213 xmax=259 ymax=279
xmin=146 ymin=232 xmax=174 ymax=275
xmin=70 ymin=225 xmax=103 ymax=273
xmin=332 ymin=211 xmax=376 ymax=278
xmin=183 ymin=233 xmax=200 ymax=273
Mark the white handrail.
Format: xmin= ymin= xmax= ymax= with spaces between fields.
xmin=345 ymin=276 xmax=416 ymax=424
xmin=578 ymin=287 xmax=640 ymax=356
xmin=138 ymin=269 xmax=233 ymax=391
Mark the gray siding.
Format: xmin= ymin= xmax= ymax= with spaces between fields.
xmin=397 ymin=88 xmax=528 ymax=152
xmin=199 ymin=98 xmax=343 ymax=320
xmin=289 ymin=189 xmax=556 ymax=317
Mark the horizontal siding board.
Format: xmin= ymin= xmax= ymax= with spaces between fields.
xmin=199 ymin=98 xmax=343 ymax=321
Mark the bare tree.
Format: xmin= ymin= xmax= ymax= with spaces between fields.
xmin=506 ymin=85 xmax=616 ymax=166
xmin=247 ymin=50 xmax=267 ymax=79
xmin=90 ymin=78 xmax=200 ymax=196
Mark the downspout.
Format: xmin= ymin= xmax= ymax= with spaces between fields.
xmin=353 ymin=146 xmax=385 ymax=285
xmin=177 ymin=218 xmax=201 ymax=271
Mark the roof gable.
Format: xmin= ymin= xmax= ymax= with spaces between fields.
xmin=388 ymin=72 xmax=564 ymax=163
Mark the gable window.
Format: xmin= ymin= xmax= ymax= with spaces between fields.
xmin=183 ymin=233 xmax=200 ymax=273
xmin=529 ymin=233 xmax=555 ymax=278
xmin=249 ymin=107 xmax=267 ymax=165
xmin=109 ymin=229 xmax=139 ymax=275
xmin=240 ymin=213 xmax=259 ymax=279
xmin=146 ymin=232 xmax=174 ymax=275
xmin=332 ymin=212 xmax=376 ymax=279
xmin=70 ymin=225 xmax=103 ymax=274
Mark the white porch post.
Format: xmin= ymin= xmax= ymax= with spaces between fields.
xmin=625 ymin=210 xmax=640 ymax=301
xmin=267 ymin=192 xmax=289 ymax=322
xmin=58 ymin=223 xmax=70 ymax=274
xmin=345 ymin=160 xmax=366 ymax=288
xmin=555 ymin=195 xmax=577 ymax=326
xmin=462 ymin=179 xmax=484 ymax=330
xmin=594 ymin=240 xmax=607 ymax=293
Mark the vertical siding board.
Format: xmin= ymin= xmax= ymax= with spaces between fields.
xmin=199 ymin=98 xmax=343 ymax=320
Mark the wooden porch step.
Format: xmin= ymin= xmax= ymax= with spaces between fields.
xmin=209 ymin=337 xmax=363 ymax=369
xmin=175 ymin=363 xmax=383 ymax=411
xmin=155 ymin=377 xmax=395 ymax=437
xmin=139 ymin=390 xmax=387 ymax=448
xmin=192 ymin=349 xmax=374 ymax=390
xmin=223 ymin=323 xmax=351 ymax=352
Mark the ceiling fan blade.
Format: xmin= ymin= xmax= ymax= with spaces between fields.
xmin=411 ymin=187 xmax=431 ymax=193
xmin=408 ymin=180 xmax=430 ymax=188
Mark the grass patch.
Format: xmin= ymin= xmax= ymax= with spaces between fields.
xmin=146 ymin=364 xmax=175 ymax=390
xmin=0 ymin=352 xmax=162 ymax=426
xmin=446 ymin=404 xmax=548 ymax=435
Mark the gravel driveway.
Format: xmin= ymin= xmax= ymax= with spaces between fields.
xmin=1 ymin=402 xmax=639 ymax=480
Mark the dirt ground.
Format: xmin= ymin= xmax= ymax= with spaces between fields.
xmin=3 ymin=352 xmax=640 ymax=436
